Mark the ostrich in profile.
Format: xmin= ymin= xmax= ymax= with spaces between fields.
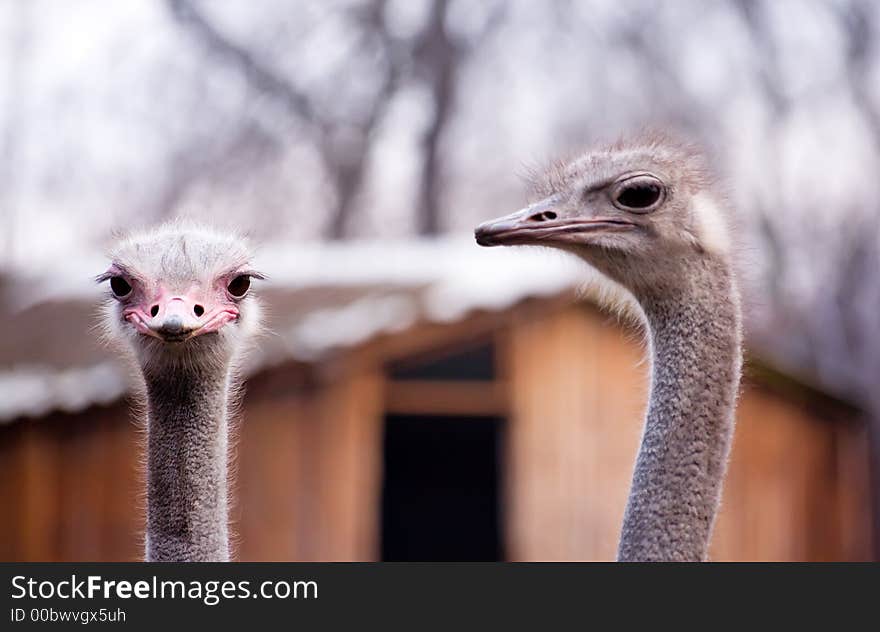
xmin=475 ymin=135 xmax=742 ymax=561
xmin=97 ymin=223 xmax=263 ymax=562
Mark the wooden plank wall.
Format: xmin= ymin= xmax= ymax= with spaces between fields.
xmin=315 ymin=368 xmax=384 ymax=560
xmin=711 ymin=387 xmax=873 ymax=560
xmin=504 ymin=305 xmax=647 ymax=561
xmin=505 ymin=304 xmax=873 ymax=561
xmin=0 ymin=402 xmax=143 ymax=561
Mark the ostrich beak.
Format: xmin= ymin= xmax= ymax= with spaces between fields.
xmin=125 ymin=291 xmax=239 ymax=343
xmin=152 ymin=298 xmax=202 ymax=341
xmin=475 ymin=199 xmax=557 ymax=247
xmin=475 ymin=197 xmax=637 ymax=247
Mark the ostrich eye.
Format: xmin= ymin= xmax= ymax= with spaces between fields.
xmin=110 ymin=276 xmax=132 ymax=298
xmin=227 ymin=275 xmax=251 ymax=298
xmin=612 ymin=176 xmax=665 ymax=213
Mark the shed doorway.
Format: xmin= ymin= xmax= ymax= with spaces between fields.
xmin=380 ymin=414 xmax=505 ymax=561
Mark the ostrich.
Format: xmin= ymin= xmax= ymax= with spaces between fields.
xmin=475 ymin=135 xmax=742 ymax=561
xmin=97 ymin=223 xmax=263 ymax=562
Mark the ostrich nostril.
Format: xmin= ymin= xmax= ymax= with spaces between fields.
xmin=193 ymin=304 xmax=205 ymax=317
xmin=529 ymin=211 xmax=557 ymax=222
xmin=150 ymin=305 xmax=159 ymax=317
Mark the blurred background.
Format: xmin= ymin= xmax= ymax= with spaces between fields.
xmin=1 ymin=0 xmax=879 ymax=561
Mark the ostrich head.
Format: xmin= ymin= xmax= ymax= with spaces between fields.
xmin=475 ymin=135 xmax=731 ymax=297
xmin=97 ymin=223 xmax=263 ymax=374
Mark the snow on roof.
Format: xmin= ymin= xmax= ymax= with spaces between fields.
xmin=0 ymin=363 xmax=127 ymax=422
xmin=0 ymin=236 xmax=588 ymax=422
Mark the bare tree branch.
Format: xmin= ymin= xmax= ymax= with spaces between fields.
xmin=834 ymin=0 xmax=880 ymax=146
xmin=410 ymin=0 xmax=507 ymax=235
xmin=167 ymin=0 xmax=316 ymax=122
xmin=413 ymin=0 xmax=457 ymax=235
xmin=167 ymin=0 xmax=405 ymax=239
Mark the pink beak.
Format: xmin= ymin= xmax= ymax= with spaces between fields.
xmin=124 ymin=289 xmax=238 ymax=342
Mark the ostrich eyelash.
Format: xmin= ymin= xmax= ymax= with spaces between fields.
xmin=95 ymin=263 xmax=136 ymax=285
xmin=235 ymin=269 xmax=266 ymax=281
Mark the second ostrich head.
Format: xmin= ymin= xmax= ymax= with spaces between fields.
xmin=475 ymin=136 xmax=732 ymax=297
xmin=476 ymin=135 xmax=742 ymax=561
xmin=98 ymin=223 xmax=263 ymax=374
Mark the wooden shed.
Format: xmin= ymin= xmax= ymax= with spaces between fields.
xmin=0 ymin=239 xmax=874 ymax=561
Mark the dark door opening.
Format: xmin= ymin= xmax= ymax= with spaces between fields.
xmin=381 ymin=414 xmax=505 ymax=561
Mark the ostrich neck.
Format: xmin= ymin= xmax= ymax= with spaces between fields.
xmin=144 ymin=363 xmax=231 ymax=562
xmin=617 ymin=259 xmax=742 ymax=561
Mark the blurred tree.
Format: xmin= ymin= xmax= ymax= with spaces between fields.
xmin=166 ymin=0 xmax=503 ymax=238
